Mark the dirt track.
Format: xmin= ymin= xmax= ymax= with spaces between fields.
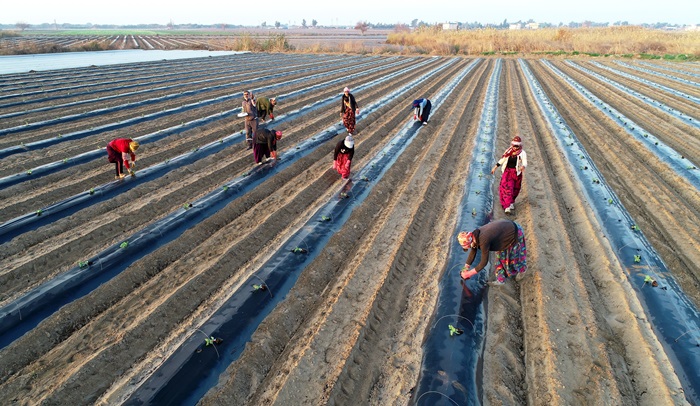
xmin=0 ymin=54 xmax=699 ymax=405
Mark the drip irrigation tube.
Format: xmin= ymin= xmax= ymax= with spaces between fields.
xmin=0 ymin=56 xmax=418 ymax=190
xmin=566 ymin=61 xmax=699 ymax=130
xmin=0 ymin=57 xmax=433 ymax=241
xmin=411 ymin=59 xmax=502 ymax=406
xmin=0 ymin=55 xmax=389 ymax=140
xmin=123 ymin=58 xmax=480 ymax=406
xmin=542 ymin=60 xmax=700 ymax=189
xmin=0 ymin=57 xmax=459 ymax=350
xmin=521 ymin=59 xmax=700 ymax=404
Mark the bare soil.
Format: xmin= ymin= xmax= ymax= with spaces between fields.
xmin=0 ymin=54 xmax=698 ymax=406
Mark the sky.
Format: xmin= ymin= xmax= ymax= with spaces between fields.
xmin=2 ymin=0 xmax=698 ymax=27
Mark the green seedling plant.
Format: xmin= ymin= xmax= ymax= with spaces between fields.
xmin=608 ymin=198 xmax=613 ymax=204
xmin=89 ymin=188 xmax=95 ymax=195
xmin=222 ymin=185 xmax=229 ymax=191
xmin=642 ymin=275 xmax=658 ymax=288
xmin=361 ymin=176 xmax=369 ymax=181
xmin=78 ymin=260 xmax=93 ymax=268
xmin=26 ymin=170 xmax=32 ymax=175
xmin=63 ymin=158 xmax=68 ymax=164
xmin=631 ymin=225 xmax=640 ymax=231
xmin=253 ymin=283 xmax=267 ymax=291
xmin=472 ymin=208 xmax=477 ymax=216
xmin=321 ymin=215 xmax=331 ymax=222
xmin=339 ymin=192 xmax=348 ymax=199
xmin=183 ymin=203 xmax=193 ymax=209
xmin=291 ymin=247 xmax=308 ymax=254
xmin=592 ymin=178 xmax=600 ymax=184
xmin=475 ymin=190 xmax=481 ymax=195
xmin=120 ymin=241 xmax=128 ymax=249
xmin=634 ymin=255 xmax=641 ymax=263
xmin=448 ymin=324 xmax=463 ymax=336
xmin=36 ymin=209 xmax=42 ymax=216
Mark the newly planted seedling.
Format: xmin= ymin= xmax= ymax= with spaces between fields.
xmin=253 ymin=283 xmax=267 ymax=291
xmin=634 ymin=255 xmax=641 ymax=263
xmin=36 ymin=209 xmax=42 ymax=216
xmin=78 ymin=260 xmax=93 ymax=268
xmin=204 ymin=336 xmax=223 ymax=346
xmin=291 ymin=247 xmax=308 ymax=254
xmin=631 ymin=225 xmax=640 ymax=231
xmin=120 ymin=241 xmax=128 ymax=249
xmin=472 ymin=208 xmax=477 ymax=216
xmin=183 ymin=203 xmax=193 ymax=209
xmin=448 ymin=324 xmax=463 ymax=336
xmin=89 ymin=188 xmax=95 ymax=195
xmin=222 ymin=185 xmax=229 ymax=191
xmin=320 ymin=215 xmax=331 ymax=222
xmin=642 ymin=275 xmax=658 ymax=288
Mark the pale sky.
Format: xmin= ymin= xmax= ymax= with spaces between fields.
xmin=3 ymin=0 xmax=698 ymax=27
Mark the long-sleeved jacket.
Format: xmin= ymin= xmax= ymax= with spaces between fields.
xmin=254 ymin=128 xmax=278 ymax=151
xmin=242 ymin=97 xmax=258 ymax=121
xmin=340 ymin=93 xmax=357 ymax=114
xmin=496 ymin=150 xmax=527 ymax=176
xmin=256 ymin=97 xmax=275 ymax=119
xmin=412 ymin=98 xmax=427 ymax=118
xmin=333 ymin=139 xmax=354 ymax=161
xmin=466 ymin=220 xmax=519 ymax=272
xmin=108 ymin=138 xmax=136 ymax=169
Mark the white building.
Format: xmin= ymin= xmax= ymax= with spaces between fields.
xmin=442 ymin=22 xmax=459 ymax=30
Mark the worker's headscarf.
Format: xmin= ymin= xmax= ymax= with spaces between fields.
xmin=344 ymin=135 xmax=354 ymax=148
xmin=501 ymin=135 xmax=523 ymax=158
xmin=129 ymin=141 xmax=140 ymax=152
xmin=457 ymin=231 xmax=474 ymax=250
xmin=275 ymin=130 xmax=283 ymax=140
xmin=343 ymin=86 xmax=350 ymax=93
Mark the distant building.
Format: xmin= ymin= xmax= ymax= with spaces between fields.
xmin=442 ymin=22 xmax=458 ymax=30
xmin=509 ymin=23 xmax=523 ymax=30
xmin=526 ymin=22 xmax=540 ymax=30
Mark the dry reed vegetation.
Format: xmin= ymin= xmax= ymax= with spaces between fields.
xmin=387 ymin=26 xmax=700 ymax=58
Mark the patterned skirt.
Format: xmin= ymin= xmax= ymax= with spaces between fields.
xmin=494 ymin=223 xmax=527 ymax=283
xmin=499 ymin=167 xmax=522 ymax=209
xmin=342 ymin=110 xmax=356 ymax=134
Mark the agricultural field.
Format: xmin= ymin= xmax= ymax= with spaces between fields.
xmin=0 ymin=53 xmax=699 ymax=405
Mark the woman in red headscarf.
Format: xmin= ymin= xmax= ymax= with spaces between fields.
xmin=492 ymin=135 xmax=528 ymax=214
xmin=457 ymin=220 xmax=527 ymax=284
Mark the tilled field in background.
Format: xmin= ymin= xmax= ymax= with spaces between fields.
xmin=0 ymin=54 xmax=698 ymax=405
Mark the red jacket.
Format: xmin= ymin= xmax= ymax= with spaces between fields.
xmin=108 ymin=138 xmax=136 ymax=169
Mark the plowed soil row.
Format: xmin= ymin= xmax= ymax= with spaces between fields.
xmin=0 ymin=55 xmax=698 ymax=406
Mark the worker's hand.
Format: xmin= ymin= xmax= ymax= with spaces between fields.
xmin=355 ymin=108 xmax=360 ymax=116
xmin=131 ymin=161 xmax=136 ymax=168
xmin=491 ymin=166 xmax=496 ymax=174
xmin=413 ymin=114 xmax=417 ymax=120
xmin=460 ymin=267 xmax=477 ymax=280
xmin=418 ymin=116 xmax=422 ymax=121
xmin=269 ymin=114 xmax=274 ymax=120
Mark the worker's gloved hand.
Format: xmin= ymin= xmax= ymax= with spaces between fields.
xmin=269 ymin=114 xmax=274 ymax=120
xmin=413 ymin=114 xmax=417 ymax=120
xmin=130 ymin=161 xmax=136 ymax=168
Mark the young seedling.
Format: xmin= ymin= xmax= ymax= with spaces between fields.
xmin=630 ymin=225 xmax=640 ymax=231
xmin=26 ymin=170 xmax=32 ymax=175
xmin=339 ymin=192 xmax=348 ymax=199
xmin=642 ymin=275 xmax=658 ymax=288
xmin=607 ymin=198 xmax=613 ymax=204
xmin=448 ymin=324 xmax=463 ymax=336
xmin=204 ymin=336 xmax=223 ymax=346
xmin=320 ymin=215 xmax=331 ymax=222
xmin=78 ymin=260 xmax=93 ymax=268
xmin=120 ymin=241 xmax=129 ymax=249
xmin=63 ymin=158 xmax=68 ymax=164
xmin=89 ymin=188 xmax=95 ymax=195
xmin=183 ymin=203 xmax=193 ymax=209
xmin=634 ymin=255 xmax=641 ymax=263
xmin=592 ymin=178 xmax=600 ymax=184
xmin=361 ymin=175 xmax=369 ymax=181
xmin=36 ymin=209 xmax=42 ymax=216
xmin=222 ymin=185 xmax=229 ymax=191
xmin=475 ymin=190 xmax=481 ymax=195
xmin=472 ymin=208 xmax=477 ymax=216
xmin=291 ymin=247 xmax=308 ymax=254
xmin=253 ymin=283 xmax=267 ymax=291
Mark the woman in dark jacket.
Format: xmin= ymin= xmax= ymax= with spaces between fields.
xmin=340 ymin=87 xmax=359 ymax=136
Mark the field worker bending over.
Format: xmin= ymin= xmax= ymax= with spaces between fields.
xmin=253 ymin=128 xmax=283 ymax=164
xmin=333 ymin=135 xmax=355 ymax=180
xmin=340 ymin=87 xmax=359 ymax=136
xmin=457 ymin=219 xmax=527 ymax=284
xmin=106 ymin=138 xmax=139 ymax=179
xmin=241 ymin=90 xmax=259 ymax=150
xmin=492 ymin=135 xmax=527 ymax=214
xmin=256 ymin=96 xmax=277 ymax=122
xmin=412 ymin=98 xmax=432 ymax=125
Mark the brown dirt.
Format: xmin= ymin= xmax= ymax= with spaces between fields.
xmin=0 ymin=54 xmax=698 ymax=406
